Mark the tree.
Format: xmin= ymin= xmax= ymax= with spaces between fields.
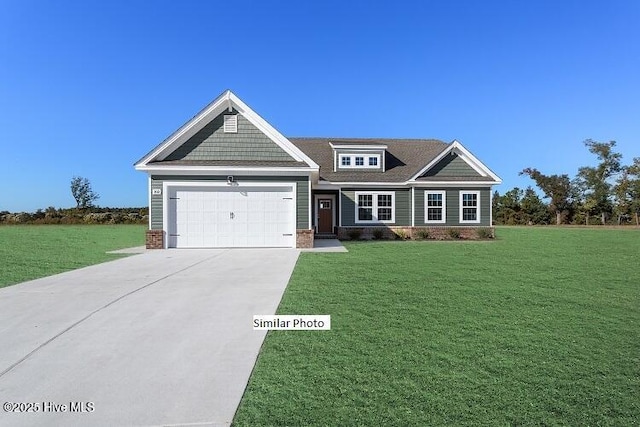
xmin=521 ymin=186 xmax=551 ymax=224
xmin=493 ymin=188 xmax=523 ymax=225
xmin=519 ymin=168 xmax=574 ymax=225
xmin=575 ymin=140 xmax=623 ymax=225
xmin=572 ymin=176 xmax=598 ymax=225
xmin=614 ymin=157 xmax=640 ymax=225
xmin=70 ymin=176 xmax=100 ymax=209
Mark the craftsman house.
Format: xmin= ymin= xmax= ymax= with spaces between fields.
xmin=135 ymin=90 xmax=501 ymax=248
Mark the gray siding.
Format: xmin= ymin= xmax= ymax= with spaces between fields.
xmin=150 ymin=175 xmax=309 ymax=230
xmin=150 ymin=180 xmax=164 ymax=230
xmin=423 ymin=154 xmax=482 ymax=178
xmin=341 ymin=188 xmax=410 ymax=226
xmin=164 ymin=110 xmax=294 ymax=162
xmin=415 ymin=187 xmax=491 ymax=226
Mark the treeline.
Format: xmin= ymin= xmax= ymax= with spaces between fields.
xmin=0 ymin=207 xmax=149 ymax=225
xmin=494 ymin=140 xmax=640 ymax=225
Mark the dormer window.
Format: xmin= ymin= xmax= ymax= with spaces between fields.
xmin=338 ymin=154 xmax=381 ymax=169
xmin=330 ymin=143 xmax=387 ymax=172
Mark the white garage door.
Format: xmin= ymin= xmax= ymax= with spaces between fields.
xmin=167 ymin=185 xmax=295 ymax=248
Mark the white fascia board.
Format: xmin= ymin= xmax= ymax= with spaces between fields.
xmin=408 ymin=181 xmax=498 ymax=187
xmin=329 ymin=143 xmax=388 ymax=150
xmin=326 ymin=181 xmax=409 ymax=187
xmin=408 ymin=140 xmax=502 ymax=183
xmin=137 ymin=166 xmax=316 ymax=176
xmin=315 ymin=180 xmax=499 ymax=189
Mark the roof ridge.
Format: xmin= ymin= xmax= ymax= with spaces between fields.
xmin=287 ymin=136 xmax=447 ymax=142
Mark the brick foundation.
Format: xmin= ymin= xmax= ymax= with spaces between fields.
xmin=337 ymin=226 xmax=495 ymax=241
xmin=296 ymin=229 xmax=314 ymax=248
xmin=146 ymin=229 xmax=164 ymax=249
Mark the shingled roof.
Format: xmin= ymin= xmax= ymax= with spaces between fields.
xmin=289 ymin=137 xmax=449 ymax=182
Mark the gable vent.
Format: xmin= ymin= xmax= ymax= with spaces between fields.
xmin=223 ymin=114 xmax=238 ymax=133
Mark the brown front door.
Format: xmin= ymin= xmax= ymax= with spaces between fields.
xmin=318 ymin=199 xmax=333 ymax=233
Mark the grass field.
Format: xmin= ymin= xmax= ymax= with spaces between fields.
xmin=234 ymin=227 xmax=640 ymax=426
xmin=0 ymin=225 xmax=146 ymax=288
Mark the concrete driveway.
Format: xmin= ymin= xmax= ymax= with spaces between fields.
xmin=0 ymin=248 xmax=299 ymax=427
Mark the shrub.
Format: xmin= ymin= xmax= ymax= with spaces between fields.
xmin=476 ymin=228 xmax=493 ymax=239
xmin=394 ymin=229 xmax=409 ymax=240
xmin=416 ymin=229 xmax=430 ymax=240
xmin=347 ymin=229 xmax=362 ymax=240
xmin=372 ymin=228 xmax=385 ymax=240
xmin=447 ymin=228 xmax=461 ymax=239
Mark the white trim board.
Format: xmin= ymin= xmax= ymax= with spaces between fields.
xmin=459 ymin=190 xmax=481 ymax=224
xmin=354 ymin=191 xmax=396 ymax=224
xmin=424 ymin=190 xmax=447 ymax=224
xmin=138 ymin=166 xmax=315 ymax=176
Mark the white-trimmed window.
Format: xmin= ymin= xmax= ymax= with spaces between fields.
xmin=338 ymin=154 xmax=381 ymax=169
xmin=223 ymin=114 xmax=238 ymax=133
xmin=460 ymin=191 xmax=480 ymax=223
xmin=425 ymin=191 xmax=446 ymax=223
xmin=355 ymin=192 xmax=395 ymax=223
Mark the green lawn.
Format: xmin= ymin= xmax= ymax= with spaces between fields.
xmin=234 ymin=227 xmax=640 ymax=426
xmin=0 ymin=225 xmax=146 ymax=288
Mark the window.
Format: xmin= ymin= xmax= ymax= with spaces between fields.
xmin=355 ymin=192 xmax=395 ymax=223
xmin=338 ymin=154 xmax=381 ymax=169
xmin=223 ymin=114 xmax=237 ymax=133
xmin=425 ymin=191 xmax=446 ymax=223
xmin=459 ymin=191 xmax=480 ymax=223
xmin=377 ymin=194 xmax=392 ymax=221
xmin=357 ymin=194 xmax=373 ymax=221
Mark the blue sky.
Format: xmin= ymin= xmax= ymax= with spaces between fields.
xmin=1 ymin=0 xmax=638 ymax=212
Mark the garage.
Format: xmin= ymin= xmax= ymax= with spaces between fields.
xmin=166 ymin=184 xmax=296 ymax=248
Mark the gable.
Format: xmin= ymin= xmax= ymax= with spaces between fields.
xmin=421 ymin=153 xmax=482 ymax=178
xmin=162 ymin=109 xmax=295 ymax=162
xmin=134 ymin=90 xmax=319 ymax=171
xmin=410 ymin=140 xmax=501 ymax=183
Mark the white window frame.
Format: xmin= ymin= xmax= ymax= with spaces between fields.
xmin=338 ymin=154 xmax=381 ymax=169
xmin=223 ymin=114 xmax=238 ymax=133
xmin=355 ymin=191 xmax=395 ymax=224
xmin=369 ymin=157 xmax=378 ymax=166
xmin=425 ymin=190 xmax=446 ymax=224
xmin=459 ymin=191 xmax=481 ymax=224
